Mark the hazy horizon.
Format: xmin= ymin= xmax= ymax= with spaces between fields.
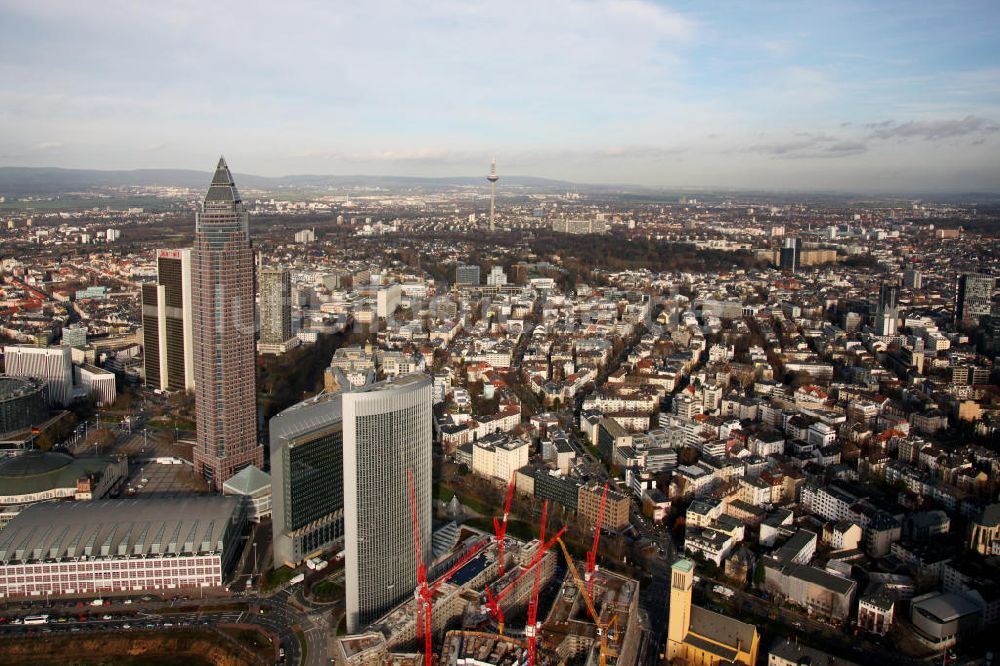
xmin=1 ymin=1 xmax=999 ymax=192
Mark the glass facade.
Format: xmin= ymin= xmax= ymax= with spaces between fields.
xmin=287 ymin=428 xmax=343 ymax=531
xmin=270 ymin=395 xmax=346 ymax=567
xmin=192 ymin=158 xmax=262 ymax=489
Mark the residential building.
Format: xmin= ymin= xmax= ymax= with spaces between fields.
xmin=578 ymin=483 xmax=629 ymax=531
xmin=550 ymin=218 xmax=609 ymax=235
xmin=258 ymin=265 xmax=299 ymax=355
xmin=471 ymin=433 xmax=529 ymax=483
xmin=763 ymin=561 xmax=857 ymax=621
xmin=486 ymin=266 xmax=507 ymax=286
xmin=769 ymin=638 xmax=860 ymax=666
xmin=61 ymin=324 xmax=87 ymax=349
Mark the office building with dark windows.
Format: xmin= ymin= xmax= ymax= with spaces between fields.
xmin=779 ymin=237 xmax=802 ymax=273
xmin=270 ymin=393 xmax=345 ymax=567
xmin=142 ymin=248 xmax=194 ymax=392
xmin=0 ymin=376 xmax=48 ymax=437
xmin=955 ymin=273 xmax=994 ymax=325
xmin=343 ymin=373 xmax=432 ymax=632
xmin=455 ymin=263 xmax=480 ymax=287
xmin=192 ymin=158 xmax=263 ymax=490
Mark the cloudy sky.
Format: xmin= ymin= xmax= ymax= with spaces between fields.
xmin=1 ymin=0 xmax=998 ymax=191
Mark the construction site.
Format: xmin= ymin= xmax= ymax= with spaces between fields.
xmin=334 ymin=479 xmax=642 ymax=666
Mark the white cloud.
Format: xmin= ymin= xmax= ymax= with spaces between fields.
xmin=29 ymin=141 xmax=63 ymax=152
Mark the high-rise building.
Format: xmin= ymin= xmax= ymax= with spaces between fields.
xmin=2 ymin=345 xmax=73 ymax=406
xmin=455 ymin=264 xmax=481 ymax=287
xmin=955 ymin=273 xmax=994 ymax=325
xmin=142 ymin=248 xmax=194 ymax=392
xmin=779 ymin=237 xmax=802 ymax=272
xmin=486 ymin=265 xmax=508 ymax=287
xmin=903 ymin=269 xmax=923 ymax=290
xmin=343 ymin=373 xmax=432 ymax=632
xmin=270 ymin=393 xmax=345 ymax=567
xmin=192 ymin=158 xmax=263 ymax=490
xmin=258 ymin=266 xmax=299 ymax=355
xmin=876 ymin=280 xmax=900 ymax=337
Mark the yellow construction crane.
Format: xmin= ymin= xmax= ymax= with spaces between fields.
xmin=557 ymin=538 xmax=619 ymax=666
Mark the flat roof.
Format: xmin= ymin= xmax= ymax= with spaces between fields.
xmin=672 ymin=558 xmax=694 ymax=573
xmin=784 ymin=563 xmax=856 ymax=596
xmin=349 ymin=372 xmax=430 ymax=394
xmin=271 ymin=391 xmax=343 ymax=445
xmin=0 ymin=496 xmax=241 ymax=563
xmin=911 ymin=592 xmax=981 ymax=623
xmin=770 ymin=637 xmax=860 ymax=666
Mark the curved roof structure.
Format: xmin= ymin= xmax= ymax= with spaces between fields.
xmin=0 ymin=450 xmax=119 ymax=501
xmin=0 ymin=450 xmax=73 ymax=477
xmin=0 ymin=497 xmax=241 ymax=563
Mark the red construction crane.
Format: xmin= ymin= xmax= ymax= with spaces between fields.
xmin=408 ymin=470 xmax=433 ymax=665
xmin=482 ymin=519 xmax=566 ymax=634
xmin=493 ymin=472 xmax=517 ymax=576
xmin=525 ymin=501 xmax=547 ymax=666
xmin=409 ymin=470 xmax=490 ymax=666
xmin=585 ymin=482 xmax=609 ymax=600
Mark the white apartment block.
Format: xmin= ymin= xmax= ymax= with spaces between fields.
xmin=471 ymin=434 xmax=530 ymax=482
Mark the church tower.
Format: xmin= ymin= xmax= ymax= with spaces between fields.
xmin=667 ymin=558 xmax=694 ymax=660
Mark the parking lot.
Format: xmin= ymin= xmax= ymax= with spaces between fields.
xmin=121 ymin=460 xmax=209 ymax=498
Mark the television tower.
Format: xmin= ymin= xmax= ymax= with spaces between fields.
xmin=487 ymin=156 xmax=499 ymax=232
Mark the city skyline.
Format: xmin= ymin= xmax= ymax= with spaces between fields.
xmin=0 ymin=1 xmax=998 ymax=191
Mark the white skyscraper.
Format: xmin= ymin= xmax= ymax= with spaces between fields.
xmin=486 ymin=265 xmax=508 ymax=287
xmin=3 ymin=345 xmax=73 ymax=406
xmin=343 ymin=373 xmax=432 ymax=632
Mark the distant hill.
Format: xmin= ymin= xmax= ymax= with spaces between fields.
xmin=1 ymin=166 xmax=997 ymax=203
xmin=0 ymin=166 xmax=583 ymax=195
